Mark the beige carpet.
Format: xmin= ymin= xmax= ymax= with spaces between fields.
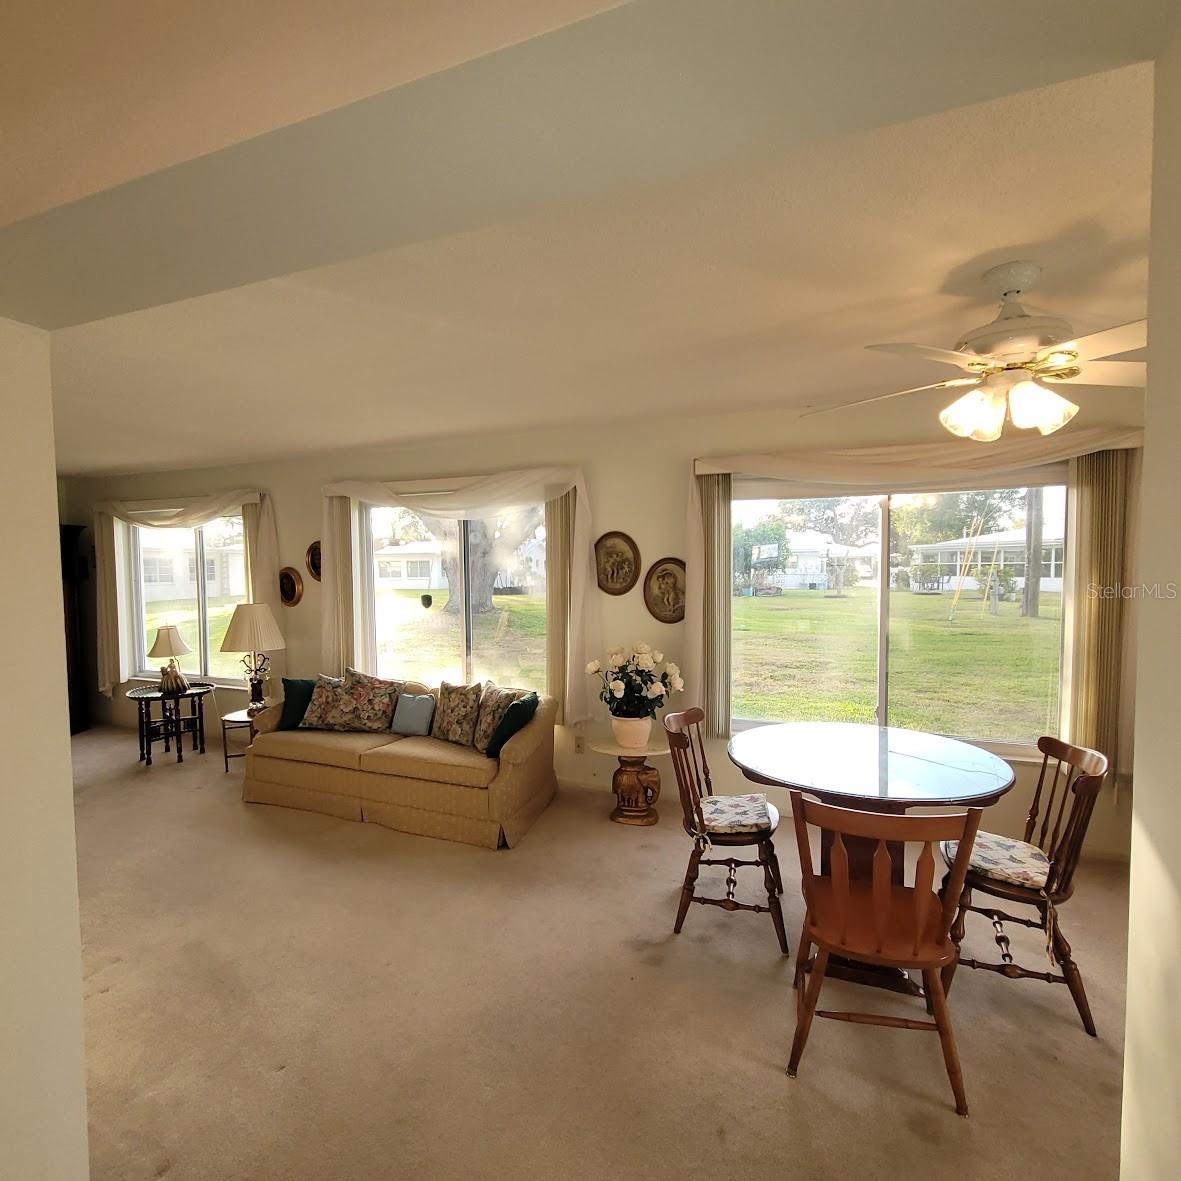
xmin=73 ymin=726 xmax=1129 ymax=1180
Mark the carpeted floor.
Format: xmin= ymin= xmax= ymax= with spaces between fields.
xmin=73 ymin=726 xmax=1129 ymax=1180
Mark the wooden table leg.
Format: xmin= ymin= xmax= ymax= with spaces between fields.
xmin=144 ymin=700 xmax=154 ymax=767
xmin=197 ymin=696 xmax=206 ymax=754
xmin=609 ymin=756 xmax=661 ymax=825
xmin=137 ymin=701 xmax=145 ymax=762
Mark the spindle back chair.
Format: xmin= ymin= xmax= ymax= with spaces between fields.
xmin=664 ymin=709 xmax=788 ymax=954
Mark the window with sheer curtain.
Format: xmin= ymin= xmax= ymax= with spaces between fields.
xmin=359 ymin=504 xmax=547 ymax=690
xmin=131 ymin=514 xmax=248 ymax=681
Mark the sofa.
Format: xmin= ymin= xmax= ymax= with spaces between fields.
xmin=242 ymin=682 xmax=558 ymax=849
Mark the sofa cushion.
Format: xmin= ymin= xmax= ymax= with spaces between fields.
xmin=341 ymin=667 xmax=404 ymax=730
xmin=359 ymin=736 xmax=498 ymax=789
xmin=252 ymin=729 xmax=402 ymax=769
xmin=431 ymin=681 xmax=483 ymax=746
xmin=486 ymin=692 xmax=539 ymax=758
xmin=472 ymin=682 xmax=527 ymax=753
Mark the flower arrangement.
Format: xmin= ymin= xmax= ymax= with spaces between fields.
xmin=586 ymin=642 xmax=684 ymax=719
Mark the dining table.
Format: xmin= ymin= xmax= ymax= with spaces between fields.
xmin=728 ymin=721 xmax=1015 ymax=994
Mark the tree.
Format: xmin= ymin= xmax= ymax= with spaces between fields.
xmin=890 ymin=489 xmax=1024 ymax=551
xmin=732 ymin=518 xmax=789 ymax=581
xmin=1022 ymin=486 xmax=1044 ymax=618
xmin=419 ymin=509 xmax=543 ymax=615
xmin=779 ymin=497 xmax=878 ymax=546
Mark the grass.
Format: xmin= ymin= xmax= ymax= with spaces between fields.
xmin=148 ymin=584 xmax=1061 ymax=741
xmin=732 ymin=586 xmax=1061 ymax=742
xmin=144 ymin=598 xmax=251 ymax=681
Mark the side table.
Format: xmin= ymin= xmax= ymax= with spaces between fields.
xmin=127 ymin=683 xmax=213 ymax=766
xmin=221 ymin=708 xmax=258 ymax=772
xmin=589 ymin=740 xmax=672 ymax=826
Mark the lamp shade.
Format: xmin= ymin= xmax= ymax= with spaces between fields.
xmin=147 ymin=624 xmax=192 ymax=659
xmin=220 ymin=602 xmax=286 ymax=654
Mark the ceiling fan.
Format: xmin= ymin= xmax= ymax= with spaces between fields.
xmin=806 ymin=260 xmax=1147 ymax=442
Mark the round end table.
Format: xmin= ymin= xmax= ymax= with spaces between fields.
xmin=589 ymin=739 xmax=671 ymax=826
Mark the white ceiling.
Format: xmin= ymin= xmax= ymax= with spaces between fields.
xmin=51 ymin=64 xmax=1153 ymax=474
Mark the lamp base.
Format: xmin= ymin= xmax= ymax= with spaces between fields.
xmin=247 ymin=677 xmax=266 ymax=712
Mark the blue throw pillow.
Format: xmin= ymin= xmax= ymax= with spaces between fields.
xmin=278 ymin=678 xmax=318 ymax=730
xmin=392 ymin=693 xmax=436 ymax=736
xmin=485 ymin=692 xmax=539 ymax=758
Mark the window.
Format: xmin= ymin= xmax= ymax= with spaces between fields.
xmin=731 ymin=485 xmax=1067 ymax=745
xmin=133 ymin=514 xmax=247 ymax=681
xmin=362 ymin=505 xmax=547 ymax=691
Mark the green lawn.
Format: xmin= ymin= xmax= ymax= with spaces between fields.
xmin=144 ymin=597 xmax=248 ymax=681
xmin=732 ymin=586 xmax=1061 ymax=742
xmin=148 ymin=584 xmax=1060 ymax=741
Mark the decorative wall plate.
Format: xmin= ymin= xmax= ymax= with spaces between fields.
xmin=305 ymin=540 xmax=322 ymax=581
xmin=279 ymin=566 xmax=304 ymax=606
xmin=594 ymin=531 xmax=641 ymax=595
xmin=643 ymin=557 xmax=686 ymax=624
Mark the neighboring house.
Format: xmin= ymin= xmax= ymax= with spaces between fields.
xmin=139 ymin=541 xmax=246 ymax=603
xmin=373 ymin=537 xmax=544 ymax=592
xmin=909 ymin=528 xmax=1065 ymax=592
xmin=750 ymin=530 xmax=879 ymax=591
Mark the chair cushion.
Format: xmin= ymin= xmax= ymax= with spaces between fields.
xmin=942 ymin=831 xmax=1050 ymax=889
xmin=700 ymin=793 xmax=772 ymax=833
xmin=252 ymin=729 xmax=402 ymax=770
xmin=359 ymin=736 xmax=498 ymax=789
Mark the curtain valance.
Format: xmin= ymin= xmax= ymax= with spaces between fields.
xmin=95 ymin=489 xmax=262 ymax=528
xmin=320 ymin=467 xmax=599 ymax=722
xmin=699 ymin=427 xmax=1143 ymax=497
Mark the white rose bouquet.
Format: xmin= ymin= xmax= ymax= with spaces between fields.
xmin=586 ymin=643 xmax=684 ymax=719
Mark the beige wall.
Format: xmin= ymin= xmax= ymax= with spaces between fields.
xmin=1122 ymin=28 xmax=1181 ymax=1178
xmin=0 ymin=317 xmax=89 ymax=1177
xmin=63 ymin=400 xmax=1133 ymax=860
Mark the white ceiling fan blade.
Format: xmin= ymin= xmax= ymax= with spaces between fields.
xmin=1059 ymin=320 xmax=1147 ymax=362
xmin=866 ymin=342 xmax=985 ymax=369
xmin=801 ymin=377 xmax=979 ymax=418
xmin=1048 ymin=359 xmax=1146 ymax=389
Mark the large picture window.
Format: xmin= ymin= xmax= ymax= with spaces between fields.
xmin=731 ymin=485 xmax=1067 ymax=744
xmin=362 ymin=505 xmax=547 ymax=691
xmin=132 ymin=514 xmax=248 ymax=681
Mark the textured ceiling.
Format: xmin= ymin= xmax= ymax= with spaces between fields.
xmin=51 ymin=65 xmax=1152 ymax=474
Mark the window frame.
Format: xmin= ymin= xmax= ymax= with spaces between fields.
xmin=131 ymin=517 xmax=245 ymax=686
xmin=729 ymin=481 xmax=1070 ymax=756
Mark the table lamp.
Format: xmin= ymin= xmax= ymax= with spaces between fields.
xmin=220 ymin=602 xmax=286 ymax=711
xmin=148 ymin=625 xmax=192 ymax=693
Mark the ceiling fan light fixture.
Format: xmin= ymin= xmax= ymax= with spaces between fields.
xmin=1007 ymin=378 xmax=1079 ymax=435
xmin=939 ymin=387 xmax=1007 ymax=443
xmin=1040 ymin=348 xmax=1078 ymax=369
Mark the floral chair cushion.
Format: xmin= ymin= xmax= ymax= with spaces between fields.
xmin=472 ymin=682 xmax=527 ymax=753
xmin=431 ymin=681 xmax=484 ymax=747
xmin=700 ymin=793 xmax=771 ymax=834
xmin=942 ymin=831 xmax=1050 ymax=889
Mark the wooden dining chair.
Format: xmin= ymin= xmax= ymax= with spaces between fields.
xmin=787 ymin=791 xmax=983 ymax=1116
xmin=941 ymin=736 xmax=1109 ymax=1036
xmin=663 ymin=709 xmax=789 ymax=954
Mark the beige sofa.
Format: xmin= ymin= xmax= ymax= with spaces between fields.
xmin=242 ymin=682 xmax=558 ymax=849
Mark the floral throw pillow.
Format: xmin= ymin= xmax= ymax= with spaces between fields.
xmin=298 ymin=675 xmax=347 ymax=730
xmin=342 ymin=667 xmax=404 ymax=731
xmin=431 ymin=681 xmax=484 ymax=747
xmin=472 ymin=682 xmax=527 ymax=754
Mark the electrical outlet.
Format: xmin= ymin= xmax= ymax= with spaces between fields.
xmin=574 ymin=735 xmax=586 ymax=754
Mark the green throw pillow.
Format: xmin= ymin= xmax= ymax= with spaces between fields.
xmin=278 ymin=678 xmax=318 ymax=730
xmin=485 ymin=692 xmax=539 ymax=758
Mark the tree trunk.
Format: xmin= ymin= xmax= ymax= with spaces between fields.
xmin=1022 ymin=487 xmax=1043 ymax=618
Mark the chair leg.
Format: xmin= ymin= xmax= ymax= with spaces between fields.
xmin=674 ymin=845 xmax=702 ymax=934
xmin=923 ymin=968 xmax=969 ymax=1117
xmin=1051 ymin=920 xmax=1097 ymax=1037
xmin=760 ymin=840 xmax=790 ymax=955
xmin=787 ymin=948 xmax=828 ymax=1077
xmin=794 ymin=920 xmax=812 ymax=990
xmin=942 ymin=883 xmax=972 ymax=996
xmin=768 ymin=843 xmax=785 ymax=895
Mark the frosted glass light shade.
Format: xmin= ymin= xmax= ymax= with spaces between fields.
xmin=147 ymin=625 xmax=192 ymax=659
xmin=1007 ymin=379 xmax=1079 ymax=435
xmin=220 ymin=602 xmax=286 ymax=653
xmin=939 ymin=387 xmax=1007 ymax=443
